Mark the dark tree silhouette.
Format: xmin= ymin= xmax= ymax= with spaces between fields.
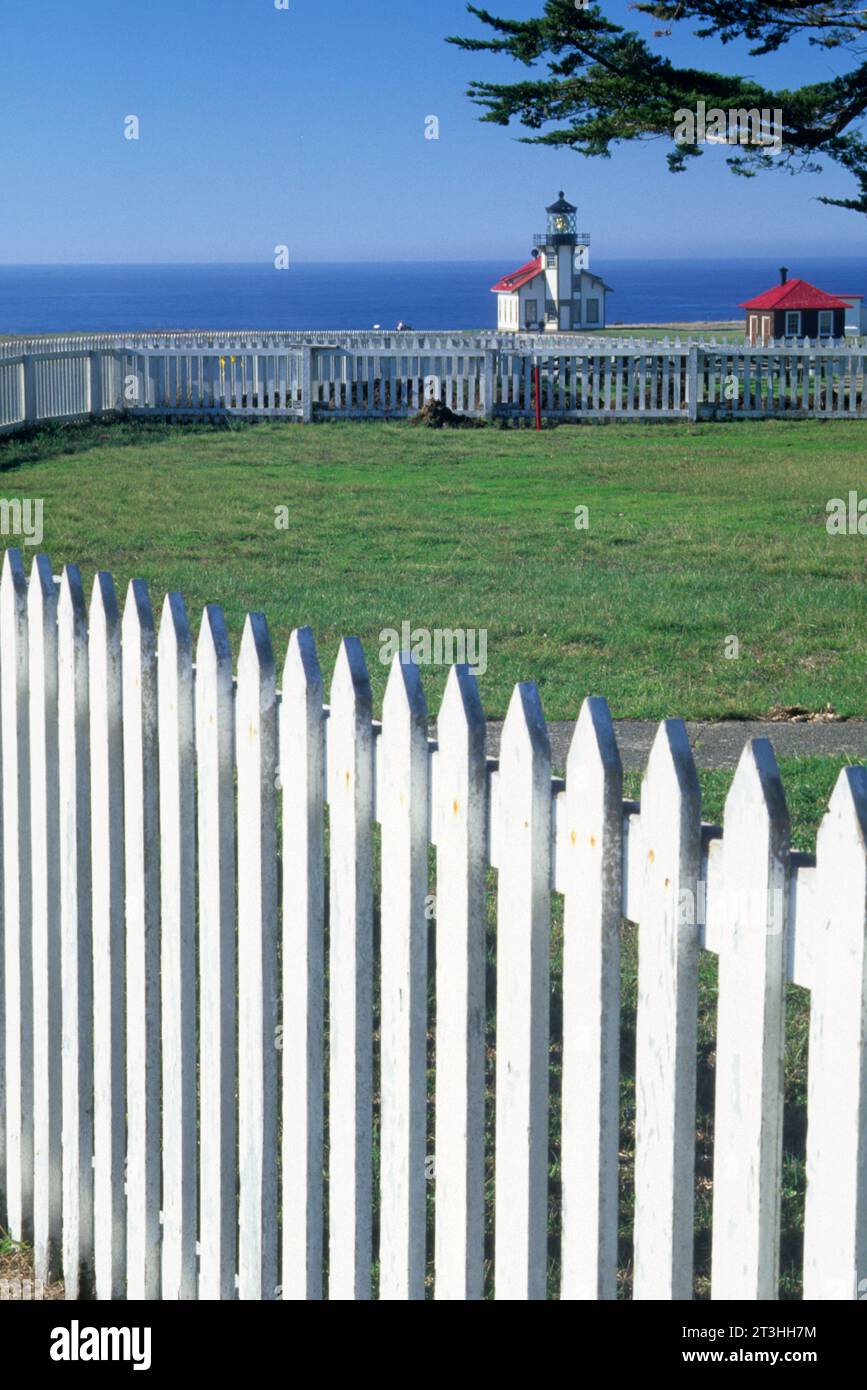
xmin=448 ymin=0 xmax=867 ymax=213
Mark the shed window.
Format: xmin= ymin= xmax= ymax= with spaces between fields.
xmin=784 ymin=311 xmax=801 ymax=337
xmin=818 ymin=310 xmax=833 ymax=337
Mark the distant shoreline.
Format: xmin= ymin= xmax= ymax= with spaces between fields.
xmin=1 ymin=320 xmax=743 ymax=340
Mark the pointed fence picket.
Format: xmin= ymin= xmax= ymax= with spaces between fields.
xmin=558 ymin=698 xmax=623 ymax=1301
xmin=28 ymin=555 xmax=61 ymax=1285
xmin=493 ymin=684 xmax=551 ymax=1301
xmin=711 ymin=741 xmax=789 ymax=1300
xmin=1 ymin=549 xmax=33 ymax=1243
xmin=802 ymin=768 xmax=867 ymax=1300
xmin=236 ymin=615 xmax=279 ymax=1301
xmin=433 ymin=666 xmax=487 ymax=1302
xmin=58 ymin=566 xmax=93 ymax=1298
xmin=158 ymin=594 xmax=197 ymax=1300
xmin=326 ymin=639 xmax=374 ymax=1301
xmin=122 ymin=580 xmax=161 ymax=1300
xmin=379 ymin=655 xmax=429 ymax=1300
xmin=0 ymin=548 xmax=865 ymax=1301
xmin=196 ymin=606 xmax=237 ymax=1302
xmin=89 ymin=572 xmax=126 ymax=1300
xmin=279 ymin=628 xmax=325 ymax=1302
xmin=633 ymin=721 xmax=702 ymax=1300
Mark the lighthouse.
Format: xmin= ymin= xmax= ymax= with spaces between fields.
xmin=491 ymin=192 xmax=612 ymax=333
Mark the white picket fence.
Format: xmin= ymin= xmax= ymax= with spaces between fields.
xmin=0 ymin=546 xmax=865 ymax=1300
xmin=2 ymin=333 xmax=867 ymax=429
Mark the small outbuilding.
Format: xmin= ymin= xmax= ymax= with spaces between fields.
xmin=740 ymin=268 xmax=848 ymax=344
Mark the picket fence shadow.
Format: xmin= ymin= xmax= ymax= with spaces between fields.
xmin=0 ymin=547 xmax=865 ymax=1300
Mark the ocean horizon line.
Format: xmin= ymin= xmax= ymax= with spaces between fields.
xmin=1 ymin=254 xmax=865 ymax=270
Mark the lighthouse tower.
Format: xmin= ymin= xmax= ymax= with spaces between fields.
xmin=491 ymin=192 xmax=612 ymax=333
xmin=537 ymin=192 xmax=589 ymax=333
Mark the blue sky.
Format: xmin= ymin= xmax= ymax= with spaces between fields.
xmin=1 ymin=0 xmax=864 ymax=263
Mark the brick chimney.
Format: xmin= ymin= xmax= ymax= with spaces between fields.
xmin=779 ymin=265 xmax=789 ymax=285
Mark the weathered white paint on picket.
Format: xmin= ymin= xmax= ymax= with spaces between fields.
xmin=433 ymin=664 xmax=487 ymax=1301
xmin=711 ymin=740 xmax=789 ymax=1300
xmin=1 ymin=548 xmax=32 ymax=1242
xmin=379 ymin=654 xmax=430 ymax=1300
xmin=236 ymin=614 xmax=279 ymax=1301
xmin=633 ymin=720 xmax=702 ymax=1300
xmin=28 ymin=555 xmax=61 ymax=1284
xmin=493 ymin=683 xmax=551 ymax=1301
xmin=58 ymin=566 xmax=94 ymax=1297
xmin=803 ymin=767 xmax=867 ymax=1300
xmin=196 ymin=605 xmax=237 ymax=1301
xmin=158 ymin=593 xmax=197 ymax=1299
xmin=280 ymin=627 xmax=326 ymax=1301
xmin=327 ymin=638 xmax=374 ymax=1300
xmin=559 ymin=697 xmax=623 ymax=1301
xmin=122 ymin=579 xmax=161 ymax=1300
xmin=89 ymin=573 xmax=126 ymax=1299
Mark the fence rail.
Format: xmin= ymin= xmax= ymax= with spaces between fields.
xmin=0 ymin=546 xmax=865 ymax=1299
xmin=1 ymin=334 xmax=867 ymax=430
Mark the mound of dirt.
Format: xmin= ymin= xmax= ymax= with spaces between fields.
xmin=411 ymin=399 xmax=474 ymax=429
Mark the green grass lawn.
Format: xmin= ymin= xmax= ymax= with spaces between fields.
xmin=0 ymin=415 xmax=864 ymax=722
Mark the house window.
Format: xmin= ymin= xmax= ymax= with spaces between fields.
xmin=546 ymin=253 xmax=557 ymax=268
xmin=586 ymin=298 xmax=600 ymax=324
xmin=525 ymin=299 xmax=538 ymax=326
xmin=818 ymin=310 xmax=833 ymax=337
xmin=784 ymin=311 xmax=801 ymax=337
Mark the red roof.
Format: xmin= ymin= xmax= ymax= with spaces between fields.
xmin=490 ymin=256 xmax=545 ymax=294
xmin=739 ymin=278 xmax=848 ymax=311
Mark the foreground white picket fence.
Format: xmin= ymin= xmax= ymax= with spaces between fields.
xmin=2 ymin=333 xmax=867 ymax=429
xmin=0 ymin=547 xmax=865 ymax=1300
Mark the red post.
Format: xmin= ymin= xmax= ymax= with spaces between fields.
xmin=534 ymin=364 xmax=542 ymax=431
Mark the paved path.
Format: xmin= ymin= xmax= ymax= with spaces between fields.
xmin=482 ymin=720 xmax=867 ymax=771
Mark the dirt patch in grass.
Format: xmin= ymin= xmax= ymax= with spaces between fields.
xmin=410 ymin=400 xmax=476 ymax=429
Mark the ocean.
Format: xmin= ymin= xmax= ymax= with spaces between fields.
xmin=1 ymin=258 xmax=865 ymax=335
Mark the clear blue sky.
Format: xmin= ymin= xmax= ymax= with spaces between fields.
xmin=1 ymin=0 xmax=863 ymax=264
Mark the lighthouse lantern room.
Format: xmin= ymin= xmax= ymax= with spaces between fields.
xmin=491 ymin=192 xmax=612 ymax=333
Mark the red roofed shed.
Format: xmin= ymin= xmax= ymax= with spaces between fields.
xmin=740 ymin=268 xmax=847 ymax=343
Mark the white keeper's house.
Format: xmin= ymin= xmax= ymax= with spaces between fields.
xmin=491 ymin=192 xmax=613 ymax=333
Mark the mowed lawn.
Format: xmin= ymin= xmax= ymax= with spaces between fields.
xmin=0 ymin=416 xmax=864 ymax=721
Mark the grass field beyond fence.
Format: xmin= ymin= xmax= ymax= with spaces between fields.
xmin=1 ymin=416 xmax=863 ymax=721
